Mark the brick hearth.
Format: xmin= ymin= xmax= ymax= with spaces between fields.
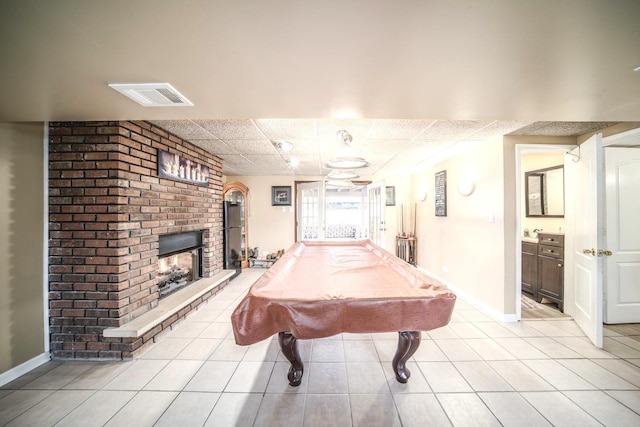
xmin=48 ymin=121 xmax=225 ymax=359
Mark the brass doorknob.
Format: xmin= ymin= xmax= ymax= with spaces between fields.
xmin=583 ymin=248 xmax=595 ymax=256
xmin=598 ymin=249 xmax=613 ymax=257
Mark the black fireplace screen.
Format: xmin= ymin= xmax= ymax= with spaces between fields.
xmin=157 ymin=231 xmax=204 ymax=298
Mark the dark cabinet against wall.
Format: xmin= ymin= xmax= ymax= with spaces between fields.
xmin=536 ymin=233 xmax=564 ymax=311
xmin=521 ymin=241 xmax=538 ymax=298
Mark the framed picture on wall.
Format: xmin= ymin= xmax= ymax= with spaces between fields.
xmin=435 ymin=170 xmax=447 ymax=216
xmin=385 ymin=186 xmax=396 ymax=206
xmin=157 ymin=149 xmax=209 ymax=186
xmin=272 ymin=186 xmax=292 ymax=206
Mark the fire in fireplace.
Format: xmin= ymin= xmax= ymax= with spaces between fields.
xmin=157 ymin=231 xmax=204 ymax=298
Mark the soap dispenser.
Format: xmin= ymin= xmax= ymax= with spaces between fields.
xmin=524 ymin=228 xmax=530 ymax=237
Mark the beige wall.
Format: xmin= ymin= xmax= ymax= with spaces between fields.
xmin=410 ymin=141 xmax=509 ymax=313
xmin=0 ymin=123 xmax=46 ymax=375
xmin=225 ymin=175 xmax=301 ymax=256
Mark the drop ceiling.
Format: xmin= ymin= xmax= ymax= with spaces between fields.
xmin=1 ymin=1 xmax=638 ymax=176
xmin=149 ymin=119 xmax=616 ymax=176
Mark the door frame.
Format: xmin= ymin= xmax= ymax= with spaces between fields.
xmin=515 ymin=127 xmax=640 ymax=325
xmin=367 ymin=180 xmax=386 ymax=248
xmin=514 ymin=144 xmax=576 ymax=321
xmin=294 ymin=180 xmax=372 ymax=243
xmin=601 ymin=129 xmax=640 ymax=323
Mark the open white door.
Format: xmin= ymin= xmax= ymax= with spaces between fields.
xmin=604 ymin=147 xmax=640 ymax=323
xmin=367 ymin=181 xmax=385 ymax=248
xmin=296 ymin=181 xmax=325 ymax=241
xmin=564 ymin=134 xmax=604 ymax=347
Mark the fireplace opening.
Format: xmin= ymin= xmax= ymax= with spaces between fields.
xmin=157 ymin=231 xmax=204 ymax=298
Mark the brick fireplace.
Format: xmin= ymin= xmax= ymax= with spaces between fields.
xmin=48 ymin=121 xmax=226 ymax=359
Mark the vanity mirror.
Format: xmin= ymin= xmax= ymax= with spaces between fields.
xmin=525 ymin=164 xmax=564 ymax=217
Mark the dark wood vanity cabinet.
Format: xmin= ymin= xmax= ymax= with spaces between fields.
xmin=536 ymin=233 xmax=564 ymax=311
xmin=521 ymin=241 xmax=538 ymax=298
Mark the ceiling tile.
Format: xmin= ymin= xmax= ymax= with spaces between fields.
xmin=534 ymin=121 xmax=617 ymax=136
xmin=148 ymin=119 xmax=618 ymax=176
xmin=190 ymin=139 xmax=238 ymax=154
xmin=315 ymin=119 xmax=376 ymax=142
xmin=414 ymin=120 xmax=493 ymax=140
xmin=286 ymin=139 xmax=321 ymax=154
xmin=241 ymin=154 xmax=287 ymax=165
xmin=223 ymin=139 xmax=276 ymax=155
xmin=367 ymin=119 xmax=438 ymax=140
xmin=151 ymin=120 xmax=214 ymax=139
xmin=192 ymin=119 xmax=265 ymax=139
xmin=254 ymin=119 xmax=317 ymax=139
xmin=508 ymin=121 xmax=618 ymax=136
xmin=469 ymin=121 xmax=534 ymax=139
xmin=219 ymin=155 xmax=256 ymax=167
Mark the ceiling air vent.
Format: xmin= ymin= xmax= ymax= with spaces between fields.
xmin=108 ymin=83 xmax=193 ymax=107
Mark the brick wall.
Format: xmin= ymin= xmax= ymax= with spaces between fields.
xmin=48 ymin=121 xmax=224 ymax=359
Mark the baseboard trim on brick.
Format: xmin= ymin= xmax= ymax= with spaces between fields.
xmin=104 ymin=270 xmax=235 ymax=339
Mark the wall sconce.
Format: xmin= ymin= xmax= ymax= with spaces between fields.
xmin=457 ymin=177 xmax=475 ymax=196
xmin=417 ymin=184 xmax=428 ymax=201
xmin=416 ymin=173 xmax=429 ymax=201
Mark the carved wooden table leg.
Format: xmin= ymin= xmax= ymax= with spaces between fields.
xmin=278 ymin=331 xmax=304 ymax=386
xmin=392 ymin=331 xmax=421 ymax=383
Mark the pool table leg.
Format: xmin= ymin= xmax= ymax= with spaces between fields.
xmin=278 ymin=331 xmax=304 ymax=387
xmin=392 ymin=331 xmax=421 ymax=383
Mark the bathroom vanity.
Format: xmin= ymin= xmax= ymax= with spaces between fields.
xmin=521 ymin=232 xmax=564 ymax=311
xmin=521 ymin=239 xmax=538 ymax=298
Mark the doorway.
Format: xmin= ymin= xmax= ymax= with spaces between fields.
xmin=295 ymin=180 xmax=372 ymax=243
xmin=516 ymin=144 xmax=573 ymax=321
xmin=325 ymin=183 xmax=368 ymax=240
xmin=516 ymin=129 xmax=640 ymax=343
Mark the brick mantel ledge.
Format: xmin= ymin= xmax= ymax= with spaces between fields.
xmin=104 ymin=270 xmax=235 ymax=339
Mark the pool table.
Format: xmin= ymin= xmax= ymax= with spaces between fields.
xmin=231 ymin=239 xmax=456 ymax=386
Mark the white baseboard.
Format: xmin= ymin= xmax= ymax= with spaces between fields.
xmin=0 ymin=353 xmax=50 ymax=387
xmin=417 ymin=266 xmax=518 ymax=323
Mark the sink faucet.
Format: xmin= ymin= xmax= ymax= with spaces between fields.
xmin=532 ymin=228 xmax=542 ymax=234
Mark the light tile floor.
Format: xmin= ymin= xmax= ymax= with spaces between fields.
xmin=2 ymin=269 xmax=640 ymax=426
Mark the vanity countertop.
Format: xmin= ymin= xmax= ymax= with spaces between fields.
xmin=522 ymin=237 xmax=539 ymax=244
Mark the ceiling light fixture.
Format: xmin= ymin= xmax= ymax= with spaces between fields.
xmin=327 ymin=170 xmax=360 ymax=180
xmin=325 ymin=130 xmax=369 ymax=169
xmin=271 ymin=140 xmax=293 ymax=152
xmin=326 ymin=179 xmax=356 ymax=189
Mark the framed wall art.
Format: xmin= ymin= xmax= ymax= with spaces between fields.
xmin=385 ymin=186 xmax=396 ymax=206
xmin=158 ymin=149 xmax=209 ymax=186
xmin=272 ymin=186 xmax=292 ymax=206
xmin=435 ymin=170 xmax=447 ymax=217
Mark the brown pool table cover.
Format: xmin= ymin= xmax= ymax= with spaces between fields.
xmin=231 ymin=240 xmax=456 ymax=345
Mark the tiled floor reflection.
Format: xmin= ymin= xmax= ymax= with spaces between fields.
xmin=2 ymin=269 xmax=640 ymax=426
